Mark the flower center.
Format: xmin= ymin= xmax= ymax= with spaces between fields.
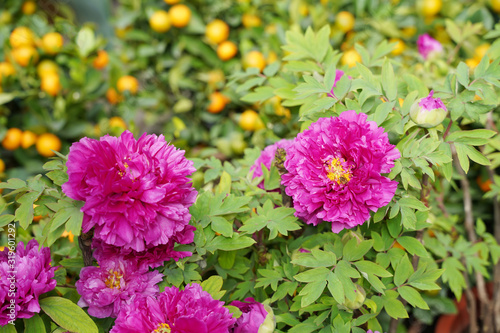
xmin=152 ymin=323 xmax=171 ymax=333
xmin=326 ymin=157 xmax=351 ymax=185
xmin=104 ymin=270 xmax=123 ymax=290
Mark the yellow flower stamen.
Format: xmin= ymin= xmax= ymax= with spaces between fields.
xmin=104 ymin=270 xmax=123 ymax=290
xmin=326 ymin=157 xmax=351 ymax=185
xmin=152 ymin=323 xmax=171 ymax=333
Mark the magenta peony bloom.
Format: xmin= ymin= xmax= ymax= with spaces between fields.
xmin=111 ymin=283 xmax=235 ymax=333
xmin=0 ymin=240 xmax=57 ymax=325
xmin=62 ymin=130 xmax=197 ymax=252
xmin=92 ymin=236 xmax=194 ymax=270
xmin=75 ymin=255 xmax=162 ymax=318
xmin=327 ymin=69 xmax=350 ymax=98
xmin=410 ymin=90 xmax=448 ymax=128
xmin=417 ymin=34 xmax=443 ymax=59
xmin=281 ymin=110 xmax=400 ymax=233
xmin=367 ymin=330 xmax=381 ymax=333
xmin=250 ymin=139 xmax=294 ymax=189
xmin=230 ymin=298 xmax=275 ymax=333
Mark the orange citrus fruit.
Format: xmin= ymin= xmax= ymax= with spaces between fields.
xmin=392 ymin=241 xmax=405 ymax=250
xmin=21 ymin=1 xmax=37 ymax=15
xmin=2 ymin=128 xmax=23 ymax=150
xmin=36 ymin=133 xmax=61 ymax=157
xmin=12 ymin=46 xmax=38 ymax=67
xmin=93 ymin=50 xmax=109 ymax=70
xmin=169 ymin=4 xmax=191 ymax=28
xmin=61 ymin=230 xmax=74 ymax=242
xmin=465 ymin=58 xmax=480 ymax=70
xmin=401 ymin=26 xmax=417 ymax=38
xmin=217 ymin=41 xmax=238 ymax=61
xmin=41 ymin=73 xmax=61 ymax=96
xmin=37 ymin=60 xmax=58 ymax=78
xmin=205 ymin=19 xmax=230 ymax=44
xmin=0 ymin=159 xmax=4 ymax=173
xmin=109 ymin=116 xmax=127 ymax=129
xmin=422 ymin=0 xmax=442 ymax=17
xmin=341 ymin=48 xmax=361 ymax=68
xmin=336 ymin=11 xmax=355 ymax=33
xmin=477 ymin=176 xmax=492 ymax=192
xmin=41 ymin=32 xmax=64 ymax=54
xmin=242 ymin=14 xmax=262 ymax=28
xmin=493 ymin=0 xmax=500 ymax=13
xmin=149 ymin=10 xmax=171 ymax=33
xmin=21 ymin=130 xmax=37 ymax=149
xmin=0 ymin=62 xmax=15 ymax=83
xmin=207 ymin=92 xmax=229 ymax=113
xmin=389 ymin=38 xmax=405 ymax=56
xmin=117 ymin=76 xmax=139 ymax=94
xmin=10 ymin=26 xmax=35 ymax=48
xmin=106 ymin=87 xmax=123 ymax=104
xmin=267 ymin=51 xmax=278 ymax=64
xmin=474 ymin=43 xmax=490 ymax=60
xmin=164 ymin=0 xmax=180 ymax=4
xmin=239 ymin=110 xmax=265 ymax=131
xmin=243 ymin=50 xmax=266 ymax=72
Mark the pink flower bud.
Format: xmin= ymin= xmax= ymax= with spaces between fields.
xmin=410 ymin=91 xmax=448 ymax=128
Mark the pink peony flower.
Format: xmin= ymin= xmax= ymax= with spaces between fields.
xmin=62 ymin=131 xmax=197 ymax=252
xmin=250 ymin=139 xmax=294 ymax=189
xmin=230 ymin=298 xmax=275 ymax=333
xmin=75 ymin=255 xmax=162 ymax=318
xmin=281 ymin=110 xmax=400 ymax=233
xmin=0 ymin=240 xmax=57 ymax=325
xmin=111 ymin=283 xmax=236 ymax=333
xmin=417 ymin=34 xmax=443 ymax=59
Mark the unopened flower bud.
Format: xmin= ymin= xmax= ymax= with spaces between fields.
xmin=410 ymin=90 xmax=448 ymax=128
xmin=344 ymin=284 xmax=366 ymax=310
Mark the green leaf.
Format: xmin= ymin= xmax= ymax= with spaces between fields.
xmin=211 ymin=216 xmax=233 ymax=237
xmin=0 ymin=325 xmax=16 ymax=333
xmin=446 ymin=129 xmax=496 ymax=142
xmin=442 ymin=257 xmax=466 ymax=300
xmin=241 ymin=86 xmax=275 ymax=103
xmin=206 ymin=234 xmax=255 ymax=252
xmin=394 ymin=254 xmax=414 ymax=286
xmin=256 ymin=269 xmax=283 ymax=290
xmin=215 ymin=171 xmax=231 ymax=195
xmin=354 ymin=261 xmax=393 ymax=277
xmin=0 ymin=178 xmax=27 ymax=190
xmin=382 ymin=59 xmax=397 ymax=101
xmin=343 ymin=239 xmax=374 ymax=261
xmin=456 ymin=62 xmax=470 ymax=87
xmin=399 ymin=197 xmax=428 ymax=211
xmin=16 ymin=191 xmax=42 ymax=230
xmin=327 ymin=272 xmax=344 ymax=304
xmin=200 ymin=276 xmax=226 ymax=300
xmin=291 ymin=249 xmax=336 ymax=268
xmin=40 ymin=297 xmax=98 ymax=333
xmin=225 ymin=305 xmax=242 ymax=319
xmin=454 ymin=143 xmax=470 ymax=173
xmin=0 ymin=215 xmax=15 ymax=228
xmin=24 ymin=313 xmax=46 ymax=333
xmin=384 ymin=298 xmax=409 ymax=319
xmin=76 ymin=27 xmax=96 ymax=58
xmin=397 ymin=236 xmax=429 ymax=257
xmin=294 ymin=267 xmax=331 ymax=283
xmin=239 ymin=200 xmax=300 ymax=240
xmin=299 ymin=280 xmax=327 ymax=307
xmin=398 ymin=286 xmax=429 ymax=310
xmin=217 ymin=250 xmax=236 ymax=270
